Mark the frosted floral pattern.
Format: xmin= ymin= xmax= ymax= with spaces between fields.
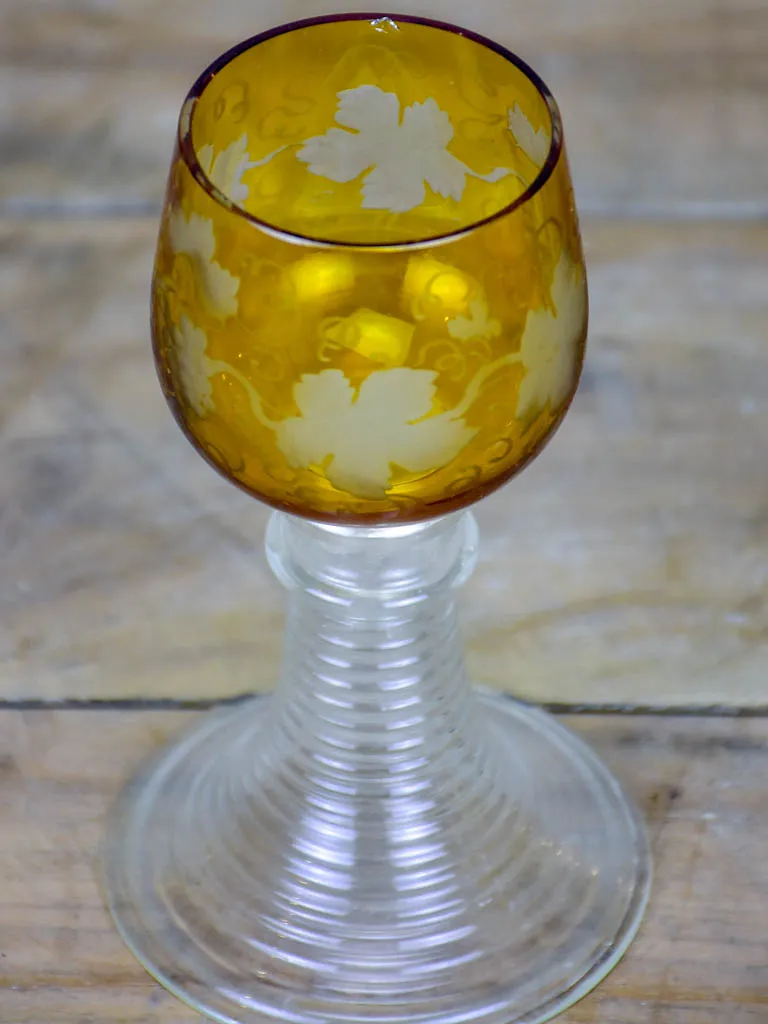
xmin=192 ymin=86 xmax=538 ymax=220
xmin=173 ymin=316 xmax=214 ymax=418
xmin=168 ymin=210 xmax=239 ymax=317
xmin=517 ymin=252 xmax=586 ymax=418
xmin=276 ymin=368 xmax=476 ymax=497
xmin=199 ymin=134 xmax=253 ymax=203
xmin=508 ymin=103 xmax=551 ymax=167
xmin=298 ymin=85 xmax=516 ymax=214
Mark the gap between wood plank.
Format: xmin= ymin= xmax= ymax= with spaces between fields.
xmin=2 ymin=696 xmax=768 ymax=716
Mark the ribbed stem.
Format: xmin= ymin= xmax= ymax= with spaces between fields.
xmin=105 ymin=510 xmax=651 ymax=1024
xmin=252 ymin=512 xmax=521 ymax=926
xmin=262 ymin=513 xmax=493 ymax=809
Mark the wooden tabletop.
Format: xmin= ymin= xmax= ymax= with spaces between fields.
xmin=2 ymin=1 xmax=768 ymax=1020
xmin=2 ymin=0 xmax=768 ymax=706
xmin=1 ymin=709 xmax=767 ymax=1023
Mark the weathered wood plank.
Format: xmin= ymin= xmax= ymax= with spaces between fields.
xmin=1 ymin=0 xmax=765 ymax=215
xmin=1 ymin=217 xmax=767 ymax=704
xmin=0 ymin=710 xmax=766 ymax=1021
xmin=3 ymin=0 xmax=763 ymax=65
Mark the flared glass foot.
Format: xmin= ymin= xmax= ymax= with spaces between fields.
xmin=105 ymin=693 xmax=650 ymax=1024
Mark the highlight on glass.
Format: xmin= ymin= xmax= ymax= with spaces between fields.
xmin=105 ymin=15 xmax=650 ymax=1024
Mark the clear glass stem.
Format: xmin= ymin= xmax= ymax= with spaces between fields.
xmin=105 ymin=512 xmax=651 ymax=1024
xmin=263 ymin=512 xmax=493 ymax=806
xmin=257 ymin=513 xmax=528 ymax=933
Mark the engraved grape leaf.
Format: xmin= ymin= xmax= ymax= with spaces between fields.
xmin=173 ymin=315 xmax=214 ymax=418
xmin=508 ymin=103 xmax=551 ymax=167
xmin=198 ymin=133 xmax=290 ymax=202
xmin=198 ymin=134 xmax=252 ymax=202
xmin=276 ymin=368 xmax=476 ymax=497
xmin=298 ymin=85 xmax=514 ymax=214
xmin=168 ymin=210 xmax=239 ymax=317
xmin=516 ymin=253 xmax=586 ymax=419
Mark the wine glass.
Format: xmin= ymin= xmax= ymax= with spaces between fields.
xmin=105 ymin=15 xmax=651 ymax=1024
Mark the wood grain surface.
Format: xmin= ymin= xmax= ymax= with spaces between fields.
xmin=0 ymin=708 xmax=766 ymax=1022
xmin=2 ymin=0 xmax=766 ymax=216
xmin=2 ymin=1 xmax=767 ymax=706
xmin=3 ymin=4 xmax=766 ymax=1022
xmin=2 ymin=217 xmax=767 ymax=704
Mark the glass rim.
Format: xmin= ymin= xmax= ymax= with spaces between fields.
xmin=178 ymin=12 xmax=565 ymax=251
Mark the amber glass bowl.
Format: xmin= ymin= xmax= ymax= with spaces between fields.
xmin=151 ymin=13 xmax=587 ymax=523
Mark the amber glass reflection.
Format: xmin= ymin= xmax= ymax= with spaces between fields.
xmin=151 ymin=14 xmax=587 ymax=523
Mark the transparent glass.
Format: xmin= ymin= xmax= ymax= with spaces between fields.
xmin=105 ymin=14 xmax=651 ymax=1024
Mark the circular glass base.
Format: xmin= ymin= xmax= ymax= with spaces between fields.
xmin=105 ymin=695 xmax=651 ymax=1024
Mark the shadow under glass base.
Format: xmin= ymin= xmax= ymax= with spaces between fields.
xmin=104 ymin=514 xmax=650 ymax=1024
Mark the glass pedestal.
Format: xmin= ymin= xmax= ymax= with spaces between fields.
xmin=105 ymin=513 xmax=650 ymax=1024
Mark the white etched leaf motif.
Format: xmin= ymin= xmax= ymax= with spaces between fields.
xmin=516 ymin=253 xmax=586 ymax=419
xmin=507 ymin=103 xmax=551 ymax=167
xmin=298 ymin=85 xmax=516 ymax=214
xmin=168 ymin=210 xmax=239 ymax=317
xmin=448 ymin=299 xmax=502 ymax=341
xmin=198 ymin=134 xmax=253 ymax=202
xmin=298 ymin=87 xmax=400 ymax=186
xmin=198 ymin=133 xmax=290 ymax=203
xmin=276 ymin=367 xmax=476 ymax=497
xmin=174 ymin=315 xmax=215 ymax=418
